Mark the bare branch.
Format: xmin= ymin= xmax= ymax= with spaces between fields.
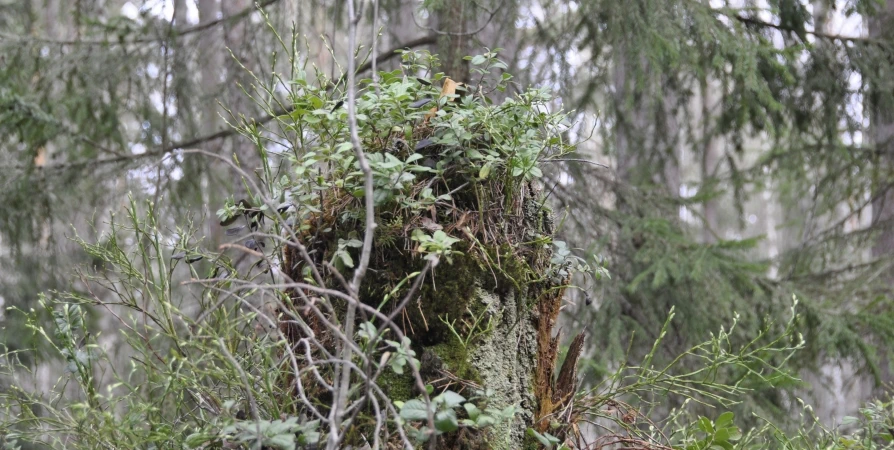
xmin=727 ymin=12 xmax=884 ymax=45
xmin=0 ymin=0 xmax=282 ymax=46
xmin=9 ymin=35 xmax=437 ymax=174
xmin=328 ymin=2 xmax=369 ymax=446
xmin=543 ymin=158 xmax=610 ymax=169
xmin=411 ymin=0 xmax=505 ymax=37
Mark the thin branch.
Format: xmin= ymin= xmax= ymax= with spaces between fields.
xmin=217 ymin=338 xmax=262 ymax=443
xmin=11 ymin=35 xmax=437 ymax=173
xmin=544 ymin=158 xmax=610 ymax=169
xmin=0 ymin=0 xmax=282 ymax=46
xmin=372 ymin=0 xmax=381 ymax=96
xmin=728 ymin=13 xmax=882 ymax=45
xmin=411 ymin=0 xmax=504 ymax=37
xmin=328 ymin=2 xmax=369 ymax=447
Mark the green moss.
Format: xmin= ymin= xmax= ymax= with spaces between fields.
xmin=401 ymin=246 xmax=490 ymax=345
xmin=377 ymin=369 xmax=415 ymax=402
xmin=429 ymin=336 xmax=481 ymax=383
xmin=479 ymin=244 xmax=534 ymax=293
xmin=356 ymin=230 xmax=545 ymax=336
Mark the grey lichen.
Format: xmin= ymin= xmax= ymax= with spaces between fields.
xmin=469 ymin=287 xmax=539 ymax=449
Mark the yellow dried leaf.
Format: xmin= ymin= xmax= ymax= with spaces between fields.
xmin=440 ymin=77 xmax=459 ymax=98
xmin=34 ymin=147 xmax=46 ymax=167
xmin=424 ymin=78 xmax=462 ymax=121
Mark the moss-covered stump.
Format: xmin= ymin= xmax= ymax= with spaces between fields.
xmin=353 ymin=239 xmax=543 ymax=448
xmin=264 ymin=70 xmax=585 ymax=448
xmin=281 ymin=209 xmax=584 ymax=448
xmin=377 ymin=288 xmax=538 ymax=448
xmin=276 ymin=193 xmax=586 ymax=448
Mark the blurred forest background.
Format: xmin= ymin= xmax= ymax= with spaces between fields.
xmin=3 ymin=0 xmax=894 ymax=440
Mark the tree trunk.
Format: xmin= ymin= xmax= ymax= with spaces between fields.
xmin=871 ymin=1 xmax=894 ymax=267
xmin=433 ymin=0 xmax=471 ymax=83
xmin=222 ymin=0 xmax=262 ymax=200
xmin=869 ymin=0 xmax=894 ymax=395
xmin=196 ymin=0 xmax=225 ymax=244
xmin=700 ymin=78 xmax=720 ymax=244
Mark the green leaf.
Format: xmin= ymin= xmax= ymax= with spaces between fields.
xmin=715 ymin=412 xmax=734 ymax=428
xmin=298 ymin=420 xmax=321 ymax=444
xmin=185 ymin=432 xmax=214 ymax=448
xmin=399 ymin=399 xmax=430 ymax=421
xmin=840 ymin=416 xmax=858 ymax=426
xmin=475 ymin=414 xmax=497 ymax=428
xmin=727 ymin=428 xmax=742 ymax=441
xmin=267 ymin=434 xmax=295 ymax=449
xmin=463 ymin=403 xmax=481 ymax=421
xmin=527 ymin=428 xmax=560 ymax=448
xmin=479 ymin=163 xmax=492 ymax=180
xmin=714 ymin=427 xmax=730 ymax=443
xmin=434 ymin=409 xmax=459 ymax=433
xmin=698 ymin=417 xmax=713 ymax=433
xmin=436 ymin=390 xmax=466 ymax=409
xmin=409 ymin=426 xmax=431 ymax=443
xmin=337 ymin=250 xmax=354 ymax=268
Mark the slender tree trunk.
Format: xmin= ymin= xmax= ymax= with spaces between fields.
xmin=222 ymin=0 xmax=262 ymax=200
xmin=796 ymin=2 xmax=875 ymax=425
xmin=197 ymin=0 xmax=225 ymax=244
xmin=612 ymin=52 xmax=647 ymax=185
xmin=700 ymin=79 xmax=720 ymax=243
xmin=433 ymin=0 xmax=471 ymax=82
xmin=870 ymin=1 xmax=894 ymax=267
xmin=869 ymin=0 xmax=894 ymax=396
